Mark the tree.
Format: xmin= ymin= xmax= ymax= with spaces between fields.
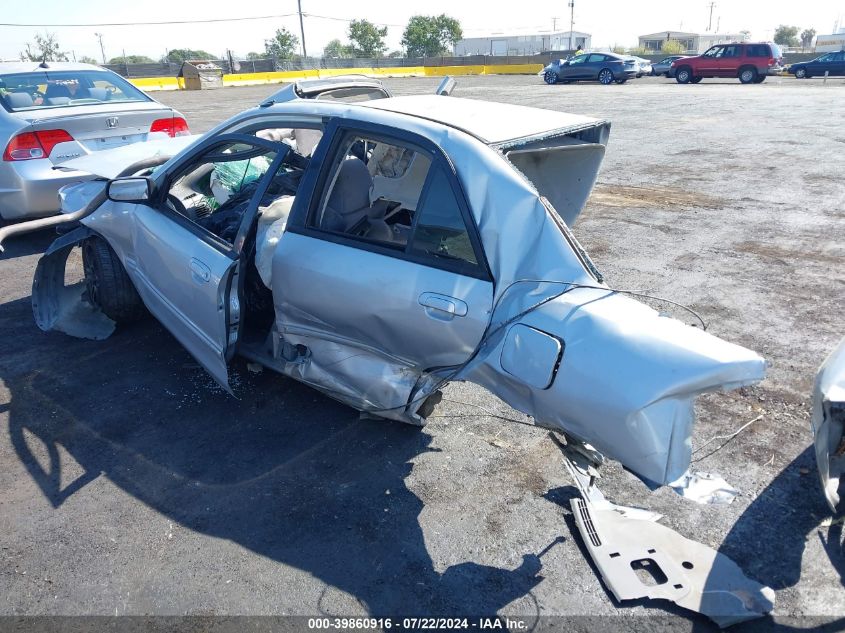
xmin=78 ymin=55 xmax=99 ymax=65
xmin=19 ymin=32 xmax=68 ymax=62
xmin=660 ymin=40 xmax=685 ymax=54
xmin=773 ymin=25 xmax=799 ymax=48
xmin=401 ymin=14 xmax=462 ymax=58
xmin=264 ymin=27 xmax=299 ymax=60
xmin=386 ymin=50 xmax=404 ymax=58
xmin=246 ymin=51 xmax=264 ymax=60
xmin=165 ymin=48 xmax=215 ymax=64
xmin=800 ymin=28 xmax=816 ymax=51
xmin=348 ymin=19 xmax=388 ymax=57
xmin=108 ymin=55 xmax=154 ymax=64
xmin=739 ymin=30 xmax=752 ymax=41
xmin=323 ymin=39 xmax=353 ymax=58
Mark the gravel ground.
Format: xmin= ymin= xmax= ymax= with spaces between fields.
xmin=0 ymin=74 xmax=843 ymax=630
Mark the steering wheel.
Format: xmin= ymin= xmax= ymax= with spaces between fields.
xmin=166 ymin=193 xmax=192 ymax=219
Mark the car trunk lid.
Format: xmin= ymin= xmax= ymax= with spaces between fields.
xmin=18 ymin=102 xmax=177 ymax=164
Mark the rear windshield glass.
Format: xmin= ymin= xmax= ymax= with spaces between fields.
xmin=0 ymin=70 xmax=151 ymax=112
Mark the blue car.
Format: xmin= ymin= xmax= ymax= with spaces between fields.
xmin=790 ymin=51 xmax=845 ymax=78
xmin=542 ymin=52 xmax=638 ymax=85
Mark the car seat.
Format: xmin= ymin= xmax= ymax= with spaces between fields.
xmin=5 ymin=92 xmax=34 ymax=109
xmin=322 ymin=158 xmax=386 ymax=232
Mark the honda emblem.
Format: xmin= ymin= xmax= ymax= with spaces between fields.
xmin=106 ymin=117 xmax=118 ymax=128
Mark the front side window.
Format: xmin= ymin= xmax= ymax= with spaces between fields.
xmin=0 ymin=70 xmax=151 ymax=112
xmin=703 ymin=46 xmax=723 ymax=58
xmin=308 ymin=132 xmax=482 ymax=272
xmin=165 ymin=142 xmax=279 ymax=244
xmin=569 ymin=55 xmax=588 ymax=65
xmin=722 ymin=45 xmax=741 ymax=58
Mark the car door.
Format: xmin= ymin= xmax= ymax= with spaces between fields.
xmin=830 ymin=51 xmax=845 ymax=75
xmin=698 ymin=46 xmax=722 ymax=75
xmin=126 ymin=134 xmax=288 ymax=389
xmin=564 ymin=54 xmax=590 ymax=79
xmin=718 ymin=44 xmax=742 ymax=76
xmin=586 ymin=54 xmax=609 ymax=79
xmin=273 ymin=121 xmax=493 ymax=412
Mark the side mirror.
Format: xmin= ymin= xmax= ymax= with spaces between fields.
xmin=107 ymin=177 xmax=152 ymax=203
xmin=435 ymin=76 xmax=456 ymax=96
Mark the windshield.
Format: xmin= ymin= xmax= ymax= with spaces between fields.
xmin=0 ymin=70 xmax=151 ymax=113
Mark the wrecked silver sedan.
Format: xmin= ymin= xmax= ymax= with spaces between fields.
xmin=1 ymin=92 xmax=774 ymax=624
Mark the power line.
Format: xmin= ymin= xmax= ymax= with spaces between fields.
xmin=302 ymin=13 xmax=405 ymax=28
xmin=0 ymin=14 xmax=297 ymax=27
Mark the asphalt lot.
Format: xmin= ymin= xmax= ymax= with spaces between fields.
xmin=1 ymin=74 xmax=843 ymax=629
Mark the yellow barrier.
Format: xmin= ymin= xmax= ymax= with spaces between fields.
xmin=128 ymin=63 xmax=546 ymax=91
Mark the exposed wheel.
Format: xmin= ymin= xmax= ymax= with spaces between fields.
xmin=82 ymin=236 xmax=146 ymax=322
xmin=690 ymin=76 xmax=703 ymax=84
xmin=739 ymin=67 xmax=757 ymax=84
xmin=598 ymin=69 xmax=614 ymax=85
xmin=753 ymin=75 xmax=766 ymax=83
xmin=794 ymin=67 xmax=807 ymax=78
xmin=675 ymin=66 xmax=692 ymax=83
xmin=544 ymin=71 xmax=558 ymax=85
xmin=614 ymin=77 xmax=628 ymax=84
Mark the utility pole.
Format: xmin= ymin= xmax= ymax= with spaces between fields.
xmin=552 ymin=17 xmax=558 ymax=31
xmin=568 ymin=0 xmax=575 ymax=51
xmin=95 ymin=32 xmax=106 ymax=64
xmin=706 ymin=2 xmax=716 ymax=32
xmin=297 ymin=0 xmax=307 ymax=58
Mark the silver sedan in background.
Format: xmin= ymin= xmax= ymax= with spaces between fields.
xmin=0 ymin=61 xmax=188 ymax=220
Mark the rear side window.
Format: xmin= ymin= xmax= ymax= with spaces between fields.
xmin=307 ymin=130 xmax=484 ymax=276
xmin=746 ymin=44 xmax=770 ymax=57
xmin=411 ymin=166 xmax=477 ymax=265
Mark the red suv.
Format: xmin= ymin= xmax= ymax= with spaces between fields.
xmin=672 ymin=42 xmax=783 ymax=84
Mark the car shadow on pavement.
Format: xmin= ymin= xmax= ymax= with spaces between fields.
xmin=2 ymin=294 xmax=542 ymax=617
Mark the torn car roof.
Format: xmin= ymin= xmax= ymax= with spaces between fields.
xmin=360 ymin=95 xmax=606 ymax=146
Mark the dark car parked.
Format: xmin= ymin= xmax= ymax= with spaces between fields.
xmin=542 ymin=52 xmax=638 ymax=85
xmin=651 ymin=55 xmax=687 ymax=77
xmin=791 ymin=51 xmax=845 ymax=78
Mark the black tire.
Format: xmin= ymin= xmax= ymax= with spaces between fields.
xmin=794 ymin=67 xmax=807 ymax=79
xmin=543 ymin=71 xmax=558 ymax=85
xmin=739 ymin=67 xmax=757 ymax=84
xmin=598 ymin=68 xmax=614 ymax=85
xmin=754 ymin=75 xmax=766 ymax=83
xmin=675 ymin=66 xmax=692 ymax=83
xmin=690 ymin=76 xmax=703 ymax=84
xmin=82 ymin=237 xmax=146 ymax=322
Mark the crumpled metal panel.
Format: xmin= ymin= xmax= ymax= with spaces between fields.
xmin=32 ymin=226 xmax=115 ymax=340
xmin=460 ymin=288 xmax=765 ymax=485
xmin=571 ymin=496 xmax=775 ymax=627
xmin=812 ymin=337 xmax=845 ymax=512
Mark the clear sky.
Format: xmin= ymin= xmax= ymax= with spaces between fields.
xmin=1 ymin=0 xmax=843 ymax=62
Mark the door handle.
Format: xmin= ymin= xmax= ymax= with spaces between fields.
xmin=419 ymin=292 xmax=468 ymax=319
xmin=190 ymin=258 xmax=211 ymax=283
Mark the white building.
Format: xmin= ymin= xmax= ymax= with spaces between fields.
xmin=454 ymin=31 xmax=592 ymax=56
xmin=816 ymin=29 xmax=845 ymax=52
xmin=638 ymin=31 xmax=748 ymax=54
